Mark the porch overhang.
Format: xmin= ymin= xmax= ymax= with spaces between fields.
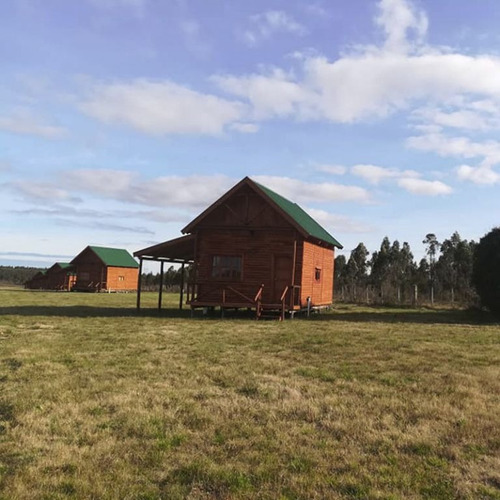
xmin=134 ymin=234 xmax=195 ymax=264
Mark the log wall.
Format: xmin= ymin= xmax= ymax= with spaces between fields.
xmin=106 ymin=267 xmax=139 ymax=291
xmin=299 ymin=241 xmax=334 ymax=306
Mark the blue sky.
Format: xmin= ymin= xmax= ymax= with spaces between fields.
xmin=2 ymin=0 xmax=500 ymax=268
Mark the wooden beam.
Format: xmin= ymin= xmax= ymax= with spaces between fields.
xmin=158 ymin=261 xmax=164 ymax=310
xmin=179 ymin=263 xmax=185 ymax=310
xmin=136 ymin=258 xmax=143 ymax=310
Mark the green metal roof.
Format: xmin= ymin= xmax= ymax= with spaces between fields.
xmin=55 ymin=262 xmax=72 ymax=269
xmin=253 ymin=181 xmax=343 ymax=249
xmin=88 ymin=246 xmax=139 ymax=268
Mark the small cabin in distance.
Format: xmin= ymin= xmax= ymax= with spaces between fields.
xmin=135 ymin=177 xmax=343 ymax=318
xmin=25 ymin=270 xmax=48 ymax=290
xmin=46 ymin=262 xmax=76 ymax=291
xmin=71 ymin=246 xmax=139 ymax=292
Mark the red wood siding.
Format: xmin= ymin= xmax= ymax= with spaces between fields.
xmin=195 ymin=228 xmax=297 ymax=304
xmin=299 ymin=241 xmax=334 ymax=307
xmin=195 ymin=184 xmax=294 ymax=231
xmin=46 ymin=269 xmax=74 ymax=290
xmin=106 ymin=267 xmax=138 ymax=291
xmin=72 ymin=248 xmax=107 ymax=289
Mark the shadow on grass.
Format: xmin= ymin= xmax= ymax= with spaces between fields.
xmin=0 ymin=303 xmax=497 ymax=325
xmin=0 ymin=305 xmax=193 ymax=319
xmin=309 ymin=305 xmax=498 ymax=325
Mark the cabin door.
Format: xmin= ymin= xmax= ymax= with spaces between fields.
xmin=272 ymin=255 xmax=292 ymax=303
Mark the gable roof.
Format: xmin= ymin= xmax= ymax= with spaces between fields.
xmin=49 ymin=262 xmax=73 ymax=271
xmin=182 ymin=177 xmax=343 ymax=249
xmin=71 ymin=246 xmax=139 ymax=268
xmin=253 ymin=181 xmax=343 ymax=249
xmin=56 ymin=262 xmax=73 ymax=269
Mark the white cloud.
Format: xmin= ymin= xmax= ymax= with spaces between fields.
xmin=351 ymin=164 xmax=403 ymax=184
xmin=212 ymin=69 xmax=313 ymax=121
xmin=61 ymin=170 xmax=234 ymax=209
xmin=68 ymin=0 xmax=500 ymax=190
xmin=210 ymin=0 xmax=500 ymax=127
xmin=63 ymin=169 xmax=137 ymax=197
xmin=305 ymin=208 xmax=373 ymax=233
xmin=80 ymin=80 xmax=246 ymax=136
xmin=315 ymin=164 xmax=347 ymax=175
xmin=230 ymin=122 xmax=259 ymax=133
xmin=0 ymin=109 xmax=65 ymax=139
xmin=10 ymin=181 xmax=76 ymax=202
xmin=407 ymin=131 xmax=500 ymax=164
xmin=375 ymin=0 xmax=428 ymax=54
xmin=74 ymin=0 xmax=500 ymax=147
xmin=216 ymin=52 xmax=500 ymax=124
xmin=456 ymin=164 xmax=500 ymax=185
xmin=397 ymin=177 xmax=452 ymax=195
xmin=412 ymin=105 xmax=500 ymax=131
xmin=252 ymin=175 xmax=370 ymax=203
xmin=349 ymin=163 xmax=450 ymax=196
xmin=128 ymin=175 xmax=234 ymax=208
xmin=244 ymin=10 xmax=306 ymax=46
xmin=10 ymin=170 xmax=372 ymax=209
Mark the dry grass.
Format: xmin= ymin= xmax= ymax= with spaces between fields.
xmin=0 ymin=289 xmax=499 ymax=499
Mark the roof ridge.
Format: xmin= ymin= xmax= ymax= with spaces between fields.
xmin=251 ymin=178 xmax=343 ymax=249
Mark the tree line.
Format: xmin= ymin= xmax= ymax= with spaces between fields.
xmin=139 ymin=266 xmax=190 ymax=291
xmin=0 ymin=266 xmax=45 ymax=286
xmin=0 ymin=265 xmax=189 ymax=290
xmin=334 ymin=231 xmax=477 ymax=306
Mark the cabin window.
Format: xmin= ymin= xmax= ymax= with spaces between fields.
xmin=315 ymin=267 xmax=322 ymax=281
xmin=211 ymin=255 xmax=242 ymax=279
xmin=118 ymin=276 xmax=125 ymax=281
xmin=79 ymin=272 xmax=90 ymax=281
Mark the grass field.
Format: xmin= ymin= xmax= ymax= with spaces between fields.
xmin=0 ymin=289 xmax=499 ymax=499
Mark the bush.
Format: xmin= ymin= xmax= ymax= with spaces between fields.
xmin=473 ymin=227 xmax=500 ymax=315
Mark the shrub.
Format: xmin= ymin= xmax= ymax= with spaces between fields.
xmin=472 ymin=227 xmax=500 ymax=315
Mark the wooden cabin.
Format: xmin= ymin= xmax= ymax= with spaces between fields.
xmin=71 ymin=246 xmax=139 ymax=292
xmin=25 ymin=270 xmax=48 ymax=290
xmin=135 ymin=177 xmax=342 ymax=318
xmin=46 ymin=262 xmax=76 ymax=291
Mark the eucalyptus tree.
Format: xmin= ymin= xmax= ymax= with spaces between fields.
xmin=437 ymin=232 xmax=475 ymax=303
xmin=423 ymin=233 xmax=440 ymax=304
xmin=346 ymin=243 xmax=369 ymax=301
xmin=370 ymin=237 xmax=392 ymax=299
xmin=333 ymin=254 xmax=348 ymax=299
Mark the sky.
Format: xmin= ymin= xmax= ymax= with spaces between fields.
xmin=2 ymin=0 xmax=500 ymax=269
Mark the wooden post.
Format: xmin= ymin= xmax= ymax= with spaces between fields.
xmin=179 ymin=262 xmax=185 ymax=310
xmin=158 ymin=261 xmax=164 ymax=310
xmin=136 ymin=258 xmax=143 ymax=310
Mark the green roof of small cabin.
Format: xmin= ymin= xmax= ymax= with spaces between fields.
xmin=90 ymin=246 xmax=139 ymax=268
xmin=55 ymin=262 xmax=72 ymax=269
xmin=253 ymin=180 xmax=343 ymax=249
xmin=74 ymin=246 xmax=139 ymax=268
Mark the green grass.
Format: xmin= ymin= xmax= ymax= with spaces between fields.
xmin=0 ymin=289 xmax=499 ymax=499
